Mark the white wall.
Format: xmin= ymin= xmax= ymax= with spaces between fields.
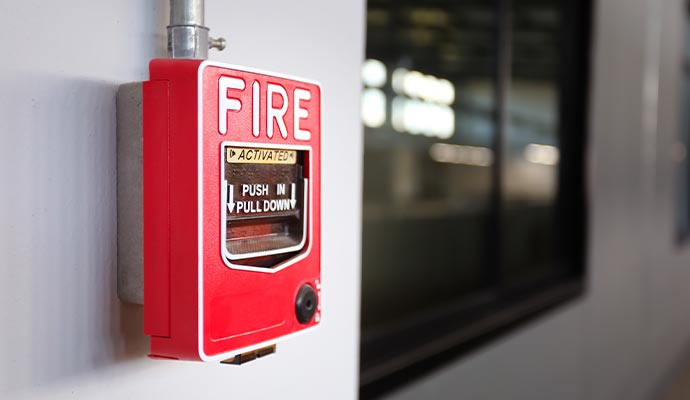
xmin=0 ymin=1 xmax=364 ymax=399
xmin=386 ymin=0 xmax=690 ymax=399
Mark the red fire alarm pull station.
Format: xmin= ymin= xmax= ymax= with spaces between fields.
xmin=119 ymin=59 xmax=321 ymax=362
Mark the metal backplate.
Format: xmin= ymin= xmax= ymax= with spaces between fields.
xmin=116 ymin=82 xmax=144 ymax=305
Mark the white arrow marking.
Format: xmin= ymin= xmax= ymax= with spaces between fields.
xmin=227 ymin=184 xmax=235 ymax=212
xmin=290 ymin=183 xmax=297 ymax=209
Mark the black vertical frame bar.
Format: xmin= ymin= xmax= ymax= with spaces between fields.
xmin=486 ymin=0 xmax=511 ymax=286
xmin=556 ymin=0 xmax=590 ymax=274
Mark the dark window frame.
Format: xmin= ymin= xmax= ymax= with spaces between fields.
xmin=359 ymin=0 xmax=592 ymax=397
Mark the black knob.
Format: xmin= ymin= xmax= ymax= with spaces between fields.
xmin=295 ymin=284 xmax=317 ymax=324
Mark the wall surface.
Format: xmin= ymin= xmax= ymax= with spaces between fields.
xmin=0 ymin=1 xmax=364 ymax=399
xmin=386 ymin=0 xmax=690 ymax=399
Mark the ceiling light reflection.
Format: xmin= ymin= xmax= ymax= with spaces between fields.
xmin=362 ymin=59 xmax=387 ymax=88
xmin=392 ymin=97 xmax=454 ymax=138
xmin=361 ymin=88 xmax=386 ymax=128
xmin=429 ymin=143 xmax=493 ymax=167
xmin=524 ymin=143 xmax=559 ymax=166
xmin=391 ymin=68 xmax=455 ymax=105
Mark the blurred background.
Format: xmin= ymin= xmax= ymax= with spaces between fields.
xmin=359 ymin=0 xmax=586 ymax=395
xmin=360 ymin=0 xmax=690 ymax=398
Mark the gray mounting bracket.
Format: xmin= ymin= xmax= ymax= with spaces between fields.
xmin=116 ymin=82 xmax=144 ymax=305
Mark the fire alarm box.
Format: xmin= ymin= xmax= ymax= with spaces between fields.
xmin=118 ymin=59 xmax=321 ymax=362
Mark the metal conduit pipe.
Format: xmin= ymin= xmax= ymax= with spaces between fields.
xmin=168 ymin=0 xmax=225 ymax=59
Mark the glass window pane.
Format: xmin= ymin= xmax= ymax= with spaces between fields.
xmin=361 ymin=1 xmax=498 ymax=334
xmin=360 ymin=0 xmax=589 ymax=389
xmin=502 ymin=0 xmax=562 ymax=284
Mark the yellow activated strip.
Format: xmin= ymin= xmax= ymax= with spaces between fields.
xmin=226 ymin=147 xmax=297 ymax=164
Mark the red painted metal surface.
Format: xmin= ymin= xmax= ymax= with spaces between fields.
xmin=143 ymin=59 xmax=321 ymax=361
